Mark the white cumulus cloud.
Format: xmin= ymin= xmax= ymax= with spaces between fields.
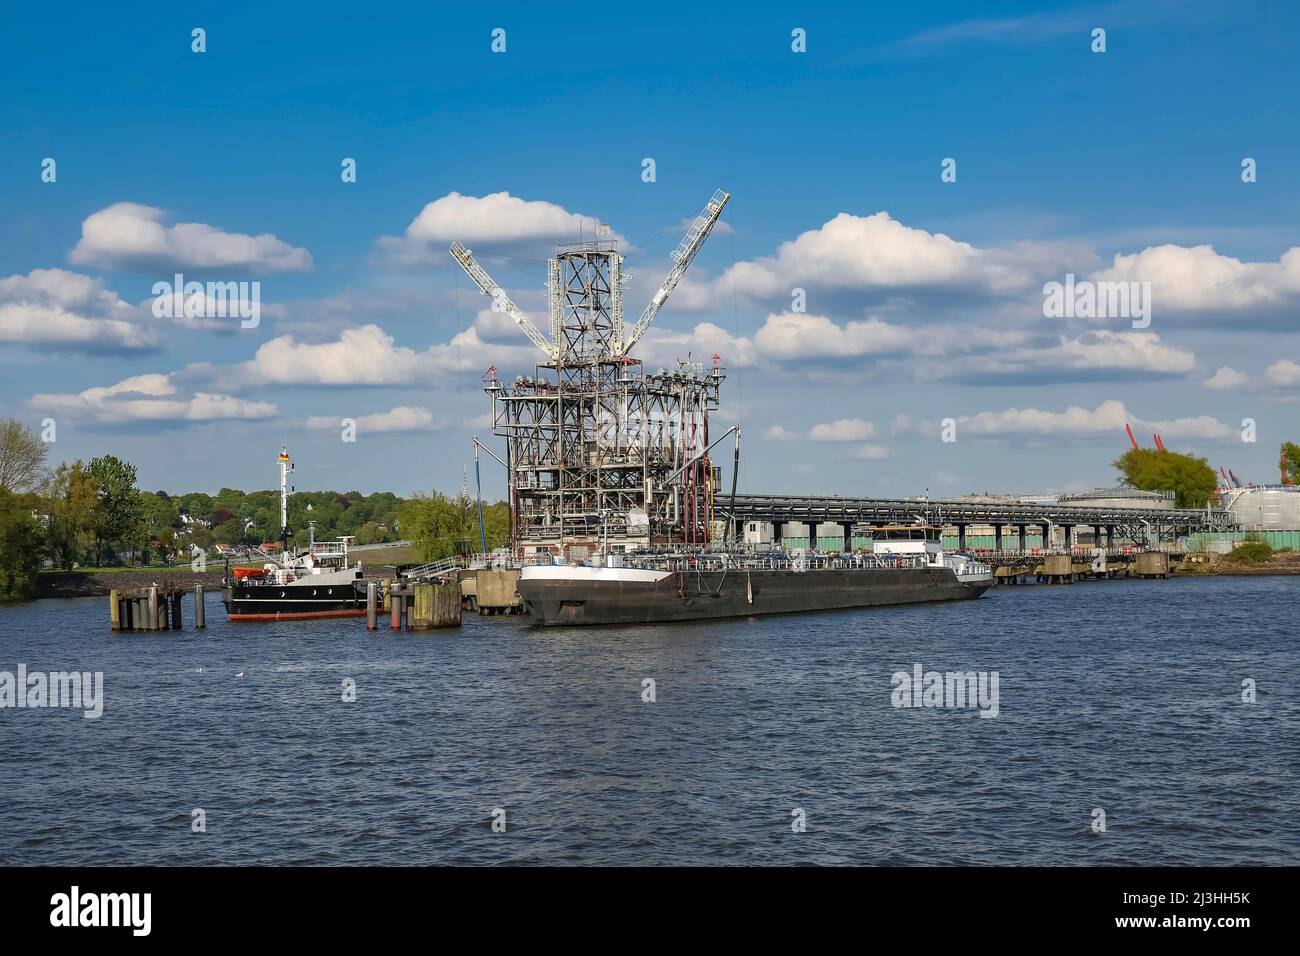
xmin=848 ymin=444 xmax=892 ymax=460
xmin=949 ymin=399 xmax=1233 ymax=441
xmin=753 ymin=312 xmax=939 ymax=359
xmin=70 ymin=202 xmax=312 ymax=273
xmin=30 ymin=373 xmax=277 ymax=423
xmin=1091 ymin=243 xmax=1300 ymax=318
xmin=0 ymin=268 xmax=154 ymax=352
xmin=235 ymin=323 xmax=537 ymax=387
xmin=809 ymin=418 xmax=877 ymax=442
xmin=763 ymin=424 xmax=799 ymax=440
xmin=1203 ymin=366 xmax=1248 ymax=390
xmin=943 ymin=331 xmax=1196 ymax=382
xmin=378 ymin=191 xmax=618 ymax=267
xmin=307 ymin=406 xmax=440 ymax=434
xmin=717 ymin=211 xmax=1079 ymax=303
xmin=1265 ymin=359 xmax=1300 ymax=387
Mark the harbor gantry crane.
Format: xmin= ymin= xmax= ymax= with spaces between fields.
xmin=448 ymin=188 xmax=733 ymax=557
xmin=449 ymin=188 xmax=729 ymax=361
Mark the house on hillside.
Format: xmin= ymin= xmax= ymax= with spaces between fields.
xmin=177 ymin=510 xmax=211 ymax=530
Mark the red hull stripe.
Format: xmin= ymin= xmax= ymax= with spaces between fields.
xmin=227 ymin=609 xmax=367 ymax=621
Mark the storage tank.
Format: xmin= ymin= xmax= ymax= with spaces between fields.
xmin=1056 ymin=488 xmax=1175 ymax=510
xmin=1223 ymin=485 xmax=1300 ymax=531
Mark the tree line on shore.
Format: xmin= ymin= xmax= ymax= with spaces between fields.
xmin=4 ymin=416 xmax=1295 ymax=600
xmin=0 ymin=418 xmax=510 ymax=600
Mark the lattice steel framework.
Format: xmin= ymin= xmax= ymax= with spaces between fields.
xmin=456 ymin=190 xmax=730 ymax=557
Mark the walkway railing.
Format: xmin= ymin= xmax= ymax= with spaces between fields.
xmin=400 ymin=550 xmax=511 ymax=581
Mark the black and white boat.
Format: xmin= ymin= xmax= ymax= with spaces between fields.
xmin=221 ymin=449 xmax=367 ymax=621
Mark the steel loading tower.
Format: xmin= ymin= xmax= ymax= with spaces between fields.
xmin=452 ymin=188 xmax=731 ymax=558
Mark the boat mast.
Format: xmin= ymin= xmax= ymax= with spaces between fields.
xmin=279 ymin=447 xmax=293 ymax=568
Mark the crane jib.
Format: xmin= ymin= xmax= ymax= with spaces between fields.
xmin=447 ymin=188 xmax=729 ymax=361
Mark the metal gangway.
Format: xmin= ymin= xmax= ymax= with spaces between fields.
xmin=401 ymin=549 xmax=512 ymax=582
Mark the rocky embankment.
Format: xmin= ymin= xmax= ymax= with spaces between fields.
xmin=1175 ymin=551 xmax=1300 ymax=576
xmin=37 ymin=569 xmax=228 ymax=598
xmin=1208 ymin=552 xmax=1300 ymax=576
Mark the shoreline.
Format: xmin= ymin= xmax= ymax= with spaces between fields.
xmin=15 ymin=556 xmax=1299 ymax=601
xmin=28 ymin=566 xmax=404 ymax=601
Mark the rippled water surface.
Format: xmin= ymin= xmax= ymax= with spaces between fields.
xmin=1 ymin=576 xmax=1296 ymax=865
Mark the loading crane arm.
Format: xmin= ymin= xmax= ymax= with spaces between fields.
xmin=617 ymin=188 xmax=730 ymax=356
xmin=450 ymin=242 xmax=557 ymax=359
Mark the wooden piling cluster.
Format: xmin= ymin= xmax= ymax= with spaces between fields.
xmin=110 ymin=583 xmax=206 ymax=632
xmin=367 ymin=579 xmax=460 ymax=631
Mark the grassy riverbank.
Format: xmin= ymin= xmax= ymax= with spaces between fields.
xmin=1175 ymin=550 xmax=1300 ymax=576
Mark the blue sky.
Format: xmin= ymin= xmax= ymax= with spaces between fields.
xmin=1 ymin=0 xmax=1297 ymax=498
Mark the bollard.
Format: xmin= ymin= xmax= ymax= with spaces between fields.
xmin=148 ymin=586 xmax=160 ymax=630
xmin=367 ymin=581 xmax=377 ymax=631
xmin=109 ymin=589 xmax=121 ymax=631
xmin=390 ymin=589 xmax=402 ymax=631
xmin=194 ymin=584 xmax=205 ymax=629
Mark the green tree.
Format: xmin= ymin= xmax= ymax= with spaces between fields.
xmin=482 ymin=501 xmax=511 ymax=550
xmin=212 ymin=517 xmax=245 ymax=546
xmin=355 ymin=521 xmax=383 ymax=545
xmin=399 ymin=491 xmax=510 ymax=559
xmin=156 ymin=527 xmax=177 ymax=564
xmin=0 ymin=488 xmax=45 ymax=599
xmin=1282 ymin=441 xmax=1300 ymax=484
xmin=177 ymin=493 xmax=214 ymax=521
xmin=88 ymin=455 xmax=144 ymax=565
xmin=0 ymin=419 xmax=48 ymax=492
xmin=1112 ymin=447 xmax=1218 ymax=508
xmin=45 ymin=461 xmax=99 ymax=569
xmin=1227 ymin=537 xmax=1274 ymax=565
xmin=140 ymin=491 xmax=179 ymax=536
xmin=399 ymin=491 xmax=479 ymax=560
xmin=188 ymin=525 xmax=215 ymax=554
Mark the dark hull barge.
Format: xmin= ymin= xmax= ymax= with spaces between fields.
xmin=517 ymin=546 xmax=993 ymax=627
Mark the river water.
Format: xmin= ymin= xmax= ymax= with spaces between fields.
xmin=1 ymin=576 xmax=1296 ymax=865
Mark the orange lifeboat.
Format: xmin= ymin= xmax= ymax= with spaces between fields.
xmin=232 ymin=567 xmax=267 ymax=580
